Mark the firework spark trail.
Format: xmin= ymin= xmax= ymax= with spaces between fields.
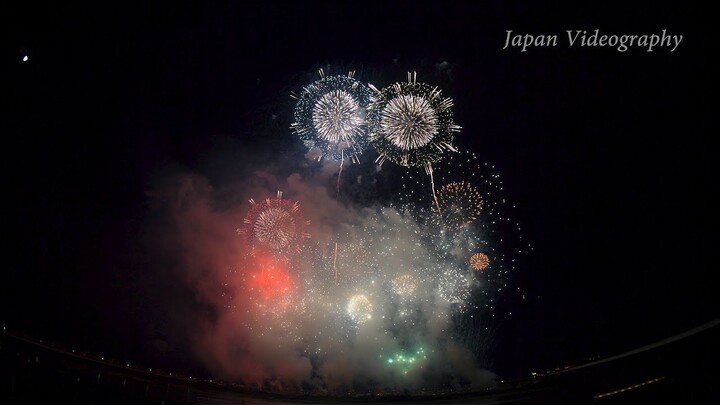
xmin=426 ymin=163 xmax=443 ymax=225
xmin=336 ymin=149 xmax=344 ymax=198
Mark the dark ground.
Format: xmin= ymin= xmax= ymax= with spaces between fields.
xmin=1 ymin=319 xmax=717 ymax=403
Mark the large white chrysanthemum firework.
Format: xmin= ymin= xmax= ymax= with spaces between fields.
xmin=368 ymin=72 xmax=461 ymax=168
xmin=292 ymin=69 xmax=372 ymax=162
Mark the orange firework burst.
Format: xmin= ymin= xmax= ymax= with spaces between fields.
xmin=433 ymin=181 xmax=483 ymax=231
xmin=238 ymin=191 xmax=310 ymax=259
xmin=470 ymin=252 xmax=490 ymax=271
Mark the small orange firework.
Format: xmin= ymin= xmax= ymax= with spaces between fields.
xmin=470 ymin=252 xmax=490 ymax=271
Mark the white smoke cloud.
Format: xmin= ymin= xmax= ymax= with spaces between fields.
xmin=142 ymin=156 xmax=497 ymax=393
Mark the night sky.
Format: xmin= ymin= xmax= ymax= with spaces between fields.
xmin=2 ymin=1 xmax=714 ymax=385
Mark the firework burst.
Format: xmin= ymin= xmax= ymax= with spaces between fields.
xmin=291 ymin=69 xmax=372 ymax=162
xmin=368 ymin=72 xmax=461 ymax=168
xmin=238 ymin=191 xmax=310 ymax=259
xmin=433 ymin=181 xmax=484 ymax=231
xmin=470 ymin=252 xmax=490 ymax=271
xmin=382 ymin=95 xmax=438 ymax=150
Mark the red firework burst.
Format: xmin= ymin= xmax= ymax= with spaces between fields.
xmin=238 ymin=191 xmax=310 ymax=259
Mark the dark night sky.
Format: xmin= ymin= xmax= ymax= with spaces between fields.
xmin=2 ymin=1 xmax=715 ymax=380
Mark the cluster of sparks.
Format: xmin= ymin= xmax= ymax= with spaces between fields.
xmin=382 ymin=347 xmax=428 ymax=375
xmin=347 ymin=294 xmax=373 ymax=324
xmin=394 ymin=149 xmax=532 ymax=316
xmin=217 ymin=69 xmax=529 ymax=391
xmin=391 ymin=274 xmax=419 ymax=297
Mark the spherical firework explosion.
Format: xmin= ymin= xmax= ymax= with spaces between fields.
xmin=238 ymin=191 xmax=310 ymax=259
xmin=382 ymin=95 xmax=438 ymax=150
xmin=433 ymin=181 xmax=484 ymax=231
xmin=255 ymin=208 xmax=296 ymax=249
xmin=347 ymin=294 xmax=373 ymax=324
xmin=313 ymin=90 xmax=363 ymax=143
xmin=368 ymin=72 xmax=461 ymax=167
xmin=291 ymin=69 xmax=372 ymax=162
xmin=470 ymin=252 xmax=490 ymax=271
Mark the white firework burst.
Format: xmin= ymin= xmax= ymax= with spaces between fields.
xmin=368 ymin=72 xmax=461 ymax=168
xmin=292 ymin=70 xmax=372 ymax=161
xmin=312 ymin=89 xmax=365 ymax=144
xmin=254 ymin=207 xmax=297 ymax=251
xmin=381 ymin=94 xmax=439 ymax=150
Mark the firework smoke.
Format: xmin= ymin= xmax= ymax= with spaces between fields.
xmin=142 ymin=159 xmax=501 ymax=393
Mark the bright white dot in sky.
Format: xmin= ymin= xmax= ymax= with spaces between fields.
xmin=22 ymin=55 xmax=29 ymax=62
